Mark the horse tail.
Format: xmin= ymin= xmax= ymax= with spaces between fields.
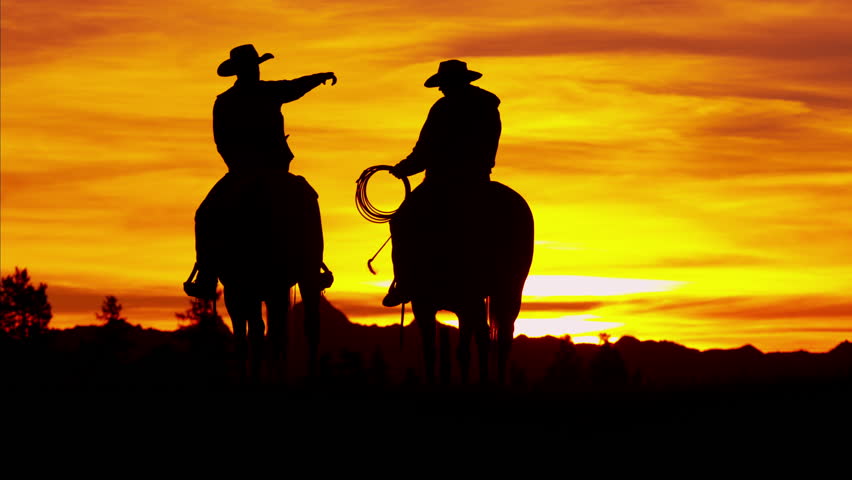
xmin=487 ymin=181 xmax=535 ymax=349
xmin=488 ymin=278 xmax=525 ymax=342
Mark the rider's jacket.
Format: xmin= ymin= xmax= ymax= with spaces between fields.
xmin=394 ymin=85 xmax=501 ymax=184
xmin=213 ymin=74 xmax=330 ymax=172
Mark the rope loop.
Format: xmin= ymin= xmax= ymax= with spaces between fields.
xmin=355 ymin=165 xmax=411 ymax=223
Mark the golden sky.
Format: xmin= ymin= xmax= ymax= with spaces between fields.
xmin=2 ymin=0 xmax=851 ymax=352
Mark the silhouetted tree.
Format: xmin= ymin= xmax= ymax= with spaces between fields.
xmin=96 ymin=295 xmax=128 ymax=326
xmin=0 ymin=267 xmax=52 ymax=340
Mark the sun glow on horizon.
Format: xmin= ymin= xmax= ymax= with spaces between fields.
xmin=521 ymin=275 xmax=684 ymax=298
xmin=368 ymin=274 xmax=685 ymax=298
xmin=514 ymin=314 xmax=623 ymax=338
xmin=435 ymin=313 xmax=622 ymax=340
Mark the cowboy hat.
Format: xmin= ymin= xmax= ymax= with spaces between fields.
xmin=424 ymin=59 xmax=482 ymax=88
xmin=217 ymin=44 xmax=274 ymax=77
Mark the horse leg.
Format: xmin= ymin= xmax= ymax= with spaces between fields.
xmin=224 ymin=287 xmax=264 ymax=385
xmin=457 ymin=298 xmax=488 ymax=385
xmin=412 ymin=301 xmax=437 ymax=385
xmin=265 ymin=293 xmax=289 ymax=383
xmin=456 ymin=306 xmax=472 ymax=385
xmin=224 ymin=291 xmax=248 ymax=385
xmin=489 ymin=294 xmax=518 ymax=386
xmin=299 ymin=281 xmax=320 ymax=379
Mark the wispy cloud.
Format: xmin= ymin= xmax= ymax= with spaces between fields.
xmin=624 ymin=294 xmax=852 ymax=322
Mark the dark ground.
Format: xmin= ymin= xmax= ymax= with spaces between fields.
xmin=3 ymin=300 xmax=850 ymax=447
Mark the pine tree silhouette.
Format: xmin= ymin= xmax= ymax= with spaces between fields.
xmin=0 ymin=267 xmax=52 ymax=340
xmin=96 ymin=295 xmax=128 ymax=326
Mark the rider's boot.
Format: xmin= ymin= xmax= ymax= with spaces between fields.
xmin=183 ymin=263 xmax=218 ymax=300
xmin=382 ymin=278 xmax=409 ymax=308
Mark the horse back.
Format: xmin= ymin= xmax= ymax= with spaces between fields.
xmin=404 ymin=180 xmax=533 ymax=305
xmin=218 ymin=172 xmax=324 ymax=290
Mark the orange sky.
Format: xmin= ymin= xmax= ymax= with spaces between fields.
xmin=2 ymin=0 xmax=851 ymax=352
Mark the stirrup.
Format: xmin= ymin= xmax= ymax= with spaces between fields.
xmin=382 ymin=280 xmax=408 ymax=308
xmin=183 ymin=263 xmax=218 ymax=300
xmin=319 ymin=262 xmax=334 ymax=290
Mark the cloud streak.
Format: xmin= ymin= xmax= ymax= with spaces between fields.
xmin=628 ymin=294 xmax=852 ymax=320
xmin=438 ymin=18 xmax=852 ymax=61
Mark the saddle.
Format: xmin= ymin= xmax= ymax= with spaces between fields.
xmin=198 ymin=170 xmax=325 ymax=293
xmin=391 ymin=181 xmax=515 ymax=302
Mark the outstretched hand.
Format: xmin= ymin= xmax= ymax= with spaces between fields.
xmin=323 ymin=72 xmax=337 ymax=85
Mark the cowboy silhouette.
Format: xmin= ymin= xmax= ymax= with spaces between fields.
xmin=383 ymin=59 xmax=501 ymax=307
xmin=185 ymin=44 xmax=336 ymax=299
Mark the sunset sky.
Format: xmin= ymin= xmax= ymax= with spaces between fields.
xmin=2 ymin=0 xmax=851 ymax=352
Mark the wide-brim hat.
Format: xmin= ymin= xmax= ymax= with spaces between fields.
xmin=217 ymin=44 xmax=274 ymax=77
xmin=424 ymin=59 xmax=482 ymax=88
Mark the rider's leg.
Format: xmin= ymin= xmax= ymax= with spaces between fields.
xmin=383 ymin=212 xmax=408 ymax=307
xmin=384 ymin=185 xmax=430 ymax=307
xmin=187 ymin=174 xmax=235 ymax=299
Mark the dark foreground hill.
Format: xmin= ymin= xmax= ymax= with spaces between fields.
xmin=2 ymin=296 xmax=850 ymax=436
xmin=3 ymin=295 xmax=850 ymax=391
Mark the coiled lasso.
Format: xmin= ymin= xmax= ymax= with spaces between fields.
xmin=355 ymin=165 xmax=411 ymax=223
xmin=355 ymin=165 xmax=411 ymax=273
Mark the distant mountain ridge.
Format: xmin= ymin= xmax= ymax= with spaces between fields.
xmin=3 ymin=296 xmax=850 ymax=390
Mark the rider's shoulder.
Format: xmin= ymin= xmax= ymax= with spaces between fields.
xmin=429 ymin=96 xmax=449 ymax=113
xmin=291 ymin=174 xmax=319 ymax=199
xmin=215 ymin=86 xmax=240 ymax=101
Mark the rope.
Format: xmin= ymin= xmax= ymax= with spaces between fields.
xmin=356 ymin=165 xmax=411 ymax=273
xmin=355 ymin=165 xmax=411 ymax=224
xmin=367 ymin=235 xmax=392 ymax=275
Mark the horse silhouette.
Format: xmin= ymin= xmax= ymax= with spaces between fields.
xmin=208 ymin=172 xmax=328 ymax=382
xmin=393 ymin=181 xmax=533 ymax=384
